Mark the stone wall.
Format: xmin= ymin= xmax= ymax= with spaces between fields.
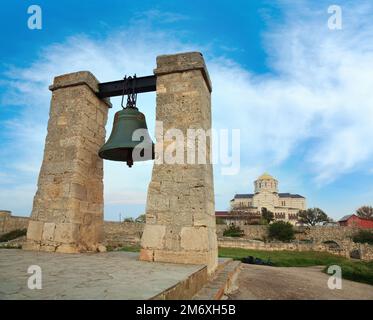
xmin=218 ymin=237 xmax=347 ymax=257
xmin=218 ymin=237 xmax=373 ymax=261
xmin=216 ymin=225 xmax=267 ymax=240
xmin=0 ymin=211 xmax=29 ymax=235
xmin=359 ymin=243 xmax=373 ymax=261
xmin=103 ymin=221 xmax=144 ymax=248
xmin=2 ymin=215 xmax=372 ymax=261
xmin=0 ymin=213 xmax=144 ymax=248
xmin=217 ymin=224 xmax=357 ymax=244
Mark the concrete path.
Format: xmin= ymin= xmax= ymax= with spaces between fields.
xmin=0 ymin=249 xmax=204 ymax=300
xmin=228 ymin=264 xmax=373 ymax=300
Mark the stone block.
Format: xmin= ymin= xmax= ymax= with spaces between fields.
xmin=27 ymin=220 xmax=44 ymax=241
xmin=42 ymin=222 xmax=56 ymax=241
xmin=141 ymin=224 xmax=166 ymax=249
xmin=56 ymin=244 xmax=80 ymax=253
xmin=180 ymin=227 xmax=209 ymax=251
xmin=54 ymin=223 xmax=79 ymax=244
xmin=139 ymin=248 xmax=155 ymax=261
xmin=70 ymin=183 xmax=87 ymax=201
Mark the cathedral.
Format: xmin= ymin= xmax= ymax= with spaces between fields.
xmin=229 ymin=173 xmax=306 ymax=225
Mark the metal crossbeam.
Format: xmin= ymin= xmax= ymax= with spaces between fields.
xmin=98 ymin=75 xmax=156 ymax=98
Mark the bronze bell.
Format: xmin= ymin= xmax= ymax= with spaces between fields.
xmin=98 ymin=106 xmax=154 ymax=167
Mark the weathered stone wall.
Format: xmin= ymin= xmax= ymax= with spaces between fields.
xmin=217 ymin=224 xmax=357 ymax=244
xmin=3 ymin=212 xmax=372 ymax=261
xmin=359 ymin=243 xmax=373 ymax=261
xmin=218 ymin=237 xmax=347 ymax=257
xmin=218 ymin=237 xmax=373 ymax=261
xmin=24 ymin=71 xmax=110 ymax=253
xmin=216 ymin=225 xmax=267 ymax=239
xmin=140 ymin=52 xmax=218 ymax=274
xmin=103 ymin=221 xmax=143 ymax=248
xmin=0 ymin=211 xmax=29 ymax=235
xmin=1 ymin=215 xmax=144 ymax=248
xmin=295 ymin=226 xmax=356 ymax=243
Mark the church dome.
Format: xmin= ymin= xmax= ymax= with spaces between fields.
xmin=254 ymin=172 xmax=278 ymax=193
xmin=258 ymin=172 xmax=275 ymax=180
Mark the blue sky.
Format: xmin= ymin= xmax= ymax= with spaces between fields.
xmin=1 ymin=0 xmax=373 ymax=221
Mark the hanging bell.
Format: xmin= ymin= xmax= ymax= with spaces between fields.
xmin=98 ymin=106 xmax=154 ymax=167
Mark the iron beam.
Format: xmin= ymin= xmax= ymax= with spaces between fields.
xmin=98 ymin=75 xmax=156 ymax=99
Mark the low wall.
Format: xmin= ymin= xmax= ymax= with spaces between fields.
xmin=217 ymin=224 xmax=357 ymax=244
xmin=0 ymin=211 xmax=29 ymax=235
xmin=218 ymin=237 xmax=373 ymax=261
xmin=1 ymin=213 xmax=372 ymax=261
xmin=359 ymin=243 xmax=373 ymax=261
xmin=218 ymin=237 xmax=347 ymax=257
xmin=0 ymin=212 xmax=145 ymax=248
xmin=103 ymin=221 xmax=144 ymax=247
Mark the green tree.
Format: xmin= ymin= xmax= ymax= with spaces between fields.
xmin=268 ymin=221 xmax=295 ymax=242
xmin=135 ymin=214 xmax=146 ymax=223
xmin=123 ymin=217 xmax=134 ymax=223
xmin=298 ymin=208 xmax=329 ymax=226
xmin=356 ymin=206 xmax=373 ymax=219
xmin=261 ymin=207 xmax=274 ymax=224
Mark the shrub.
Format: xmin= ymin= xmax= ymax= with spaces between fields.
xmin=223 ymin=225 xmax=244 ymax=237
xmin=261 ymin=208 xmax=274 ymax=224
xmin=353 ymin=230 xmax=373 ymax=245
xmin=268 ymin=221 xmax=295 ymax=242
xmin=0 ymin=228 xmax=27 ymax=242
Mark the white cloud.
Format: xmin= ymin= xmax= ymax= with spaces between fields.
xmin=1 ymin=2 xmax=373 ymax=218
xmin=211 ymin=2 xmax=373 ymax=185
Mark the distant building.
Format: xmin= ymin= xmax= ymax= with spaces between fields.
xmin=215 ymin=211 xmax=253 ymax=225
xmin=338 ymin=214 xmax=373 ymax=229
xmin=227 ymin=173 xmax=306 ymax=225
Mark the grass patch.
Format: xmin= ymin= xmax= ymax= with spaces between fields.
xmin=218 ymin=247 xmax=373 ymax=286
xmin=218 ymin=247 xmax=347 ymax=267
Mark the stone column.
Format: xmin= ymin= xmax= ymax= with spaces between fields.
xmin=24 ymin=71 xmax=110 ymax=253
xmin=140 ymin=52 xmax=218 ymax=274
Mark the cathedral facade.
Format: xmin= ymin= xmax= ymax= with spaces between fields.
xmin=230 ymin=173 xmax=306 ymax=225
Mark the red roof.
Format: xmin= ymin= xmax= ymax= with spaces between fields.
xmin=338 ymin=214 xmax=373 ymax=229
xmin=215 ymin=211 xmax=229 ymax=217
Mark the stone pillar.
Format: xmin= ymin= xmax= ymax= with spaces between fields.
xmin=140 ymin=52 xmax=218 ymax=274
xmin=24 ymin=71 xmax=110 ymax=253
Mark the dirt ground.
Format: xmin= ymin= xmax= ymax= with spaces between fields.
xmin=228 ymin=264 xmax=373 ymax=300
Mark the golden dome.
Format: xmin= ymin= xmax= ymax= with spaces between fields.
xmin=258 ymin=172 xmax=275 ymax=180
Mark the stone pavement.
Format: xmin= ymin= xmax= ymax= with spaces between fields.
xmin=0 ymin=249 xmax=204 ymax=299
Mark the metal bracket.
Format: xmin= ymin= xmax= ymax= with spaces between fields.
xmin=97 ymin=75 xmax=156 ymax=99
